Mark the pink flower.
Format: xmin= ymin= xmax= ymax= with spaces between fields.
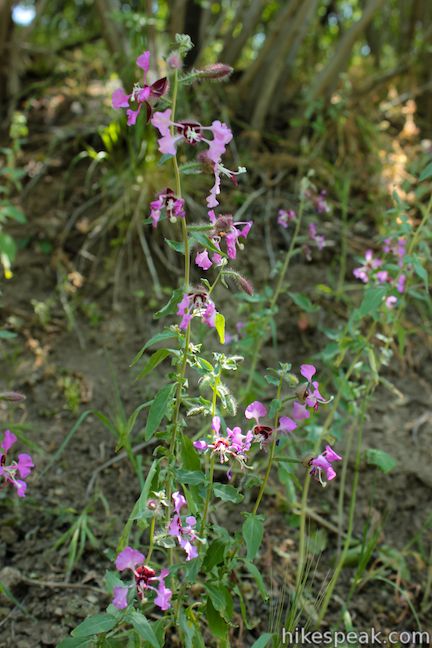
xmin=195 ymin=215 xmax=253 ymax=269
xmin=353 ymin=249 xmax=382 ymax=283
xmin=308 ymin=223 xmax=326 ymax=250
xmin=297 ymin=364 xmax=331 ymax=414
xmin=300 ymin=364 xmax=316 ymax=383
xmin=168 ymin=492 xmax=199 ymax=560
xmin=150 ymin=188 xmax=185 ymax=227
xmin=194 ymin=416 xmax=254 ymax=472
xmin=385 ymin=295 xmax=398 ymax=309
xmin=112 ymin=546 xmax=172 ymax=611
xmin=112 ymin=51 xmax=167 ymax=125
xmin=0 ymin=430 xmax=34 ymax=497
xmin=195 ymin=250 xmax=212 ymax=271
xmin=309 ymin=445 xmax=342 ymax=486
xmin=244 ymin=401 xmax=297 ymax=447
xmin=176 ymin=290 xmax=218 ymax=331
xmin=292 ymin=401 xmax=310 ymax=420
xmin=397 ymin=274 xmax=406 ymax=294
xmin=277 ymin=209 xmax=296 ymax=229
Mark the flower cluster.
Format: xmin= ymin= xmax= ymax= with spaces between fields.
xmin=112 ymin=546 xmax=172 ymax=611
xmin=194 ymin=415 xmax=253 ymax=474
xmin=195 ymin=214 xmax=253 ymax=270
xmin=177 ymin=289 xmax=217 ymax=330
xmin=150 ymin=188 xmax=185 ymax=228
xmin=168 ymin=491 xmax=200 ymax=560
xmin=353 ymin=236 xmax=407 ymax=308
xmin=0 ymin=430 xmax=34 ymax=497
xmin=112 ymin=51 xmax=168 ymax=125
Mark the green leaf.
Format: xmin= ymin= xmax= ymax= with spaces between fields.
xmin=413 ymin=259 xmax=429 ymax=291
xmin=206 ymin=599 xmax=228 ymax=640
xmin=288 ymin=292 xmax=319 ymax=313
xmin=154 ymin=288 xmax=183 ymax=319
xmin=251 ymin=633 xmax=274 ymax=648
xmin=0 ymin=330 xmax=17 ymax=339
xmin=158 ymin=153 xmax=173 ymax=166
xmin=357 ymin=286 xmax=386 ymax=318
xmin=215 ymin=312 xmax=225 ymax=344
xmin=213 ymin=483 xmax=243 ymax=503
xmin=130 ymin=330 xmax=177 ymax=367
xmin=145 ymin=384 xmax=176 ymax=441
xmin=203 ymin=539 xmax=227 ymax=571
xmin=127 ymin=611 xmax=161 ymax=647
xmin=0 ymin=204 xmax=26 ymax=223
xmin=242 ymin=514 xmax=264 ymax=561
xmin=134 ymin=348 xmax=172 ymax=381
xmin=72 ymin=613 xmax=117 ymax=637
xmin=243 ymin=560 xmax=269 ymax=600
xmin=165 ymin=238 xmax=185 ymax=254
xmin=57 ymin=639 xmax=92 ymax=648
xmin=419 ymin=161 xmax=432 ymax=182
xmin=175 ymin=469 xmax=206 ymax=485
xmin=190 ymin=231 xmax=226 ymax=256
xmin=180 ymin=433 xmax=201 ymax=471
xmin=205 ymin=583 xmax=233 ymax=623
xmin=365 ymin=448 xmax=397 ymax=474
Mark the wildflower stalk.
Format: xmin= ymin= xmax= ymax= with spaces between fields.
xmin=243 ymin=198 xmax=304 ymax=398
xmin=200 ymin=376 xmax=219 ymax=535
xmin=251 ymin=376 xmax=283 ymax=515
xmin=146 ymin=515 xmax=156 ymax=562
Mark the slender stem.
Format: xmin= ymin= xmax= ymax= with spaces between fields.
xmin=243 ymin=200 xmax=304 ymax=397
xmin=200 ymin=378 xmax=219 ymax=535
xmin=252 ymin=378 xmax=283 ymax=515
xmin=146 ymin=516 xmax=156 ymax=562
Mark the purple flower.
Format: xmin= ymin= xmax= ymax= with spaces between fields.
xmin=397 ymin=274 xmax=406 ymax=294
xmin=309 ymin=445 xmax=342 ymax=487
xmin=292 ymin=401 xmax=310 ymax=420
xmin=195 ymin=250 xmax=212 ymax=270
xmin=385 ymin=295 xmax=398 ymax=308
xmin=296 ymin=364 xmax=331 ymax=414
xmin=196 ymin=215 xmax=252 ymax=269
xmin=244 ymin=401 xmax=297 ymax=447
xmin=353 ymin=249 xmax=382 ymax=283
xmin=112 ymin=546 xmax=172 ymax=611
xmin=277 ymin=209 xmax=296 ymax=229
xmin=0 ymin=430 xmax=34 ymax=497
xmin=194 ymin=416 xmax=254 ymax=471
xmin=150 ymin=188 xmax=185 ymax=228
xmin=168 ymin=492 xmax=199 ymax=560
xmin=112 ymin=51 xmax=168 ymax=125
xmin=176 ymin=289 xmax=218 ymax=331
xmin=300 ymin=364 xmax=316 ymax=383
xmin=308 ymin=223 xmax=326 ymax=250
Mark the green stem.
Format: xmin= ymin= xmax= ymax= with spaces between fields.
xmin=146 ymin=516 xmax=156 ymax=562
xmin=200 ymin=378 xmax=219 ymax=535
xmin=252 ymin=378 xmax=283 ymax=515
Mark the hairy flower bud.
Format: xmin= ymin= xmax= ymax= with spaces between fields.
xmin=166 ymin=51 xmax=183 ymax=70
xmin=195 ymin=63 xmax=233 ymax=81
xmin=0 ymin=391 xmax=26 ymax=402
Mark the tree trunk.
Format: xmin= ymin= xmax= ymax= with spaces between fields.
xmin=306 ymin=0 xmax=386 ymax=104
xmin=0 ymin=0 xmax=13 ymax=130
xmin=94 ymin=0 xmax=132 ymax=87
xmin=250 ymin=0 xmax=316 ymax=129
xmin=221 ymin=0 xmax=265 ymax=68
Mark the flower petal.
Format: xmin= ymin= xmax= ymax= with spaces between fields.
xmin=245 ymin=401 xmax=267 ymax=423
xmin=115 ymin=546 xmax=145 ymax=572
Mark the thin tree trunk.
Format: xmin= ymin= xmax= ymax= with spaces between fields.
xmin=94 ymin=0 xmax=131 ymax=87
xmin=0 ymin=0 xmax=13 ymax=128
xmin=306 ymin=0 xmax=386 ymax=104
xmin=238 ymin=0 xmax=302 ymax=99
xmin=250 ymin=0 xmax=316 ymax=129
xmin=221 ymin=0 xmax=265 ymax=68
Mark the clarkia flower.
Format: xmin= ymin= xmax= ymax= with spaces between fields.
xmin=0 ymin=430 xmax=34 ymax=497
xmin=177 ymin=289 xmax=217 ymax=330
xmin=194 ymin=416 xmax=254 ymax=472
xmin=244 ymin=400 xmax=297 ymax=447
xmin=292 ymin=364 xmax=331 ymax=421
xmin=309 ymin=445 xmax=342 ymax=487
xmin=194 ymin=214 xmax=253 ymax=270
xmin=150 ymin=188 xmax=185 ymax=228
xmin=353 ymin=249 xmax=382 ymax=283
xmin=112 ymin=51 xmax=168 ymax=125
xmin=308 ymin=223 xmax=325 ymax=250
xmin=112 ymin=546 xmax=172 ymax=611
xmin=168 ymin=492 xmax=199 ymax=560
xmin=277 ymin=209 xmax=296 ymax=229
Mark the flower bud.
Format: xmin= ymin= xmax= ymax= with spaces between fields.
xmin=167 ymin=51 xmax=183 ymax=70
xmin=195 ymin=63 xmax=233 ymax=81
xmin=0 ymin=391 xmax=26 ymax=402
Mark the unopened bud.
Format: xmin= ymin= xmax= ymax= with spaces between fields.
xmin=0 ymin=391 xmax=26 ymax=402
xmin=196 ymin=63 xmax=233 ymax=81
xmin=147 ymin=499 xmax=157 ymax=510
xmin=167 ymin=51 xmax=183 ymax=70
